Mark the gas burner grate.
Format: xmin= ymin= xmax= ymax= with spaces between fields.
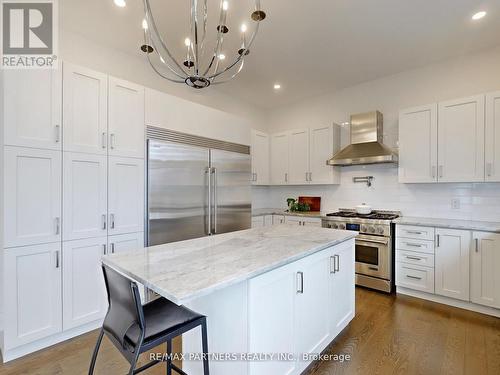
xmin=326 ymin=211 xmax=399 ymax=220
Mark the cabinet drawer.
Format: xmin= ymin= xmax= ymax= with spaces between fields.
xmin=397 ymin=237 xmax=435 ymax=254
xmin=396 ymin=250 xmax=435 ymax=268
xmin=396 ymin=262 xmax=434 ymax=293
xmin=397 ymin=225 xmax=435 ymax=241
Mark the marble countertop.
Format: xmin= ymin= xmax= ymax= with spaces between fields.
xmin=102 ymin=225 xmax=356 ymax=305
xmin=394 ymin=217 xmax=500 ymax=233
xmin=252 ymin=208 xmax=326 ymax=218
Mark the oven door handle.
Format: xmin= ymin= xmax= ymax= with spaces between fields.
xmin=356 ymin=237 xmax=389 ymax=246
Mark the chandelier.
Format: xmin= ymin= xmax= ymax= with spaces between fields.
xmin=141 ymin=0 xmax=266 ymax=89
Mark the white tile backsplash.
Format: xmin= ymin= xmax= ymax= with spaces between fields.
xmin=252 ymin=164 xmax=500 ymax=221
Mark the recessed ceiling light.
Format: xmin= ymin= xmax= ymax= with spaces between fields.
xmin=114 ymin=0 xmax=126 ymax=8
xmin=273 ymin=84 xmax=281 ymax=90
xmin=218 ymin=54 xmax=226 ymax=60
xmin=142 ymin=18 xmax=148 ymax=30
xmin=184 ymin=38 xmax=191 ymax=47
xmin=472 ymin=11 xmax=487 ymax=20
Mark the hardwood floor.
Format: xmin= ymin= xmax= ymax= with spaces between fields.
xmin=1 ymin=288 xmax=499 ymax=374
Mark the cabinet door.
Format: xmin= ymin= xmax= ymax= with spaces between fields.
xmin=288 ymin=128 xmax=309 ymax=185
xmin=435 ymin=228 xmax=470 ymax=301
xmin=3 ymin=69 xmax=62 ymax=150
xmin=273 ymin=215 xmax=286 ymax=225
xmin=438 ymin=96 xmax=485 ymax=182
xmin=295 ymin=251 xmax=330 ymax=373
xmin=4 ymin=244 xmax=62 ymax=349
xmin=309 ymin=124 xmax=339 ymax=184
xmin=485 ymin=91 xmax=500 ymax=182
xmin=63 ymin=63 xmax=108 ymax=154
xmin=108 ymin=157 xmax=145 ymax=235
xmin=248 ymin=263 xmax=297 ymax=375
xmin=264 ymin=215 xmax=273 ymax=226
xmin=4 ymin=147 xmax=62 ymax=247
xmin=329 ymin=241 xmax=355 ymax=338
xmin=398 ymin=104 xmax=438 ymax=183
xmin=284 ymin=216 xmax=302 ymax=225
xmin=62 ymin=238 xmax=108 ymax=330
xmin=470 ymin=232 xmax=500 ymax=308
xmin=302 ymin=218 xmax=322 ymax=227
xmin=63 ymin=153 xmax=107 ymax=240
xmin=270 ymin=132 xmax=289 ymax=185
xmin=108 ymin=232 xmax=144 ymax=254
xmin=251 ymin=216 xmax=265 ymax=228
xmin=251 ymin=130 xmax=270 ymax=185
xmin=108 ymin=77 xmax=145 ymax=158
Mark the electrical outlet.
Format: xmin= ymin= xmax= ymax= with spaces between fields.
xmin=451 ymin=198 xmax=460 ymax=210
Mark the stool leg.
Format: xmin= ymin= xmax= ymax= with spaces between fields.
xmin=201 ymin=319 xmax=209 ymax=375
xmin=88 ymin=328 xmax=104 ymax=375
xmin=166 ymin=339 xmax=172 ymax=375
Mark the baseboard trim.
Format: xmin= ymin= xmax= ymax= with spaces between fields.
xmin=1 ymin=319 xmax=102 ymax=363
xmin=397 ymin=287 xmax=500 ymax=318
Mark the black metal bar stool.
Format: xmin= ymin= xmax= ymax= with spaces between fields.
xmin=89 ymin=265 xmax=209 ymax=375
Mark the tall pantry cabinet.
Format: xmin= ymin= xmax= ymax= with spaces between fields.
xmin=1 ymin=62 xmax=145 ymax=360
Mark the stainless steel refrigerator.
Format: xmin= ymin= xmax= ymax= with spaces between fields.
xmin=146 ymin=128 xmax=252 ymax=246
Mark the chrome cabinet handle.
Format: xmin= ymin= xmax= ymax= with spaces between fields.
xmin=102 ymin=214 xmax=107 ymax=230
xmin=438 ymin=165 xmax=444 ymax=178
xmin=111 ymin=243 xmax=115 ymax=254
xmin=335 ymin=254 xmax=340 ymax=272
xmin=309 ymin=172 xmax=312 ymax=182
xmin=405 ymin=255 xmax=422 ymax=261
xmin=254 ymin=172 xmax=257 ymax=182
xmin=206 ymin=167 xmax=212 ymax=235
xmin=102 ymin=132 xmax=107 ymax=149
xmin=406 ymin=242 xmax=422 ymax=248
xmin=436 ymin=234 xmax=440 ymax=247
xmin=406 ymin=230 xmax=422 ymax=235
xmin=296 ymin=271 xmax=304 ymax=294
xmin=213 ymin=167 xmax=218 ymax=234
xmin=406 ymin=275 xmax=422 ymax=280
xmin=431 ymin=166 xmax=436 ymax=179
xmin=55 ymin=217 xmax=60 ymax=235
xmin=110 ymin=213 xmax=115 ymax=229
xmin=55 ymin=251 xmax=60 ymax=268
xmin=475 ymin=238 xmax=479 ymax=253
xmin=305 ymin=172 xmax=308 ymax=181
xmin=110 ymin=133 xmax=116 ymax=149
xmin=486 ymin=163 xmax=493 ymax=177
xmin=102 ymin=244 xmax=107 ymax=255
xmin=55 ymin=125 xmax=60 ymax=143
xmin=284 ymin=173 xmax=288 ymax=183
xmin=330 ymin=256 xmax=336 ymax=274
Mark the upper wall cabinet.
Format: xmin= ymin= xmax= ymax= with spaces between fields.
xmin=485 ymin=91 xmax=500 ymax=182
xmin=438 ymin=95 xmax=485 ymax=183
xmin=270 ymin=132 xmax=290 ymax=185
xmin=270 ymin=124 xmax=340 ymax=185
xmin=108 ymin=77 xmax=145 ymax=159
xmin=63 ymin=63 xmax=108 ymax=155
xmin=251 ymin=130 xmax=270 ymax=185
xmin=399 ymin=95 xmax=486 ymax=183
xmin=4 ymin=69 xmax=62 ymax=150
xmin=398 ymin=104 xmax=438 ymax=183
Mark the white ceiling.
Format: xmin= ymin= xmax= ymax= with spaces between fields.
xmin=61 ymin=0 xmax=500 ymax=110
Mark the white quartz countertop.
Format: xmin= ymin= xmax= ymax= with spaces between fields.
xmin=102 ymin=225 xmax=356 ymax=305
xmin=394 ymin=217 xmax=500 ymax=233
xmin=252 ymin=208 xmax=326 ymax=218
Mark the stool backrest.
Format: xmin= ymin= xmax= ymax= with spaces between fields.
xmin=101 ymin=264 xmax=145 ymax=349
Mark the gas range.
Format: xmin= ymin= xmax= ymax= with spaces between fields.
xmin=322 ymin=209 xmax=400 ymax=293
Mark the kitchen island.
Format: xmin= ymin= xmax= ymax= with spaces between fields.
xmin=103 ymin=225 xmax=356 ymax=375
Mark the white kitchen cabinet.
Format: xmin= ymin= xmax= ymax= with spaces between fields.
xmin=3 ymin=69 xmax=62 ymax=150
xmin=4 ymin=147 xmax=62 ymax=247
xmin=435 ymin=228 xmax=470 ymax=301
xmin=294 ymin=253 xmax=331 ymax=375
xmin=248 ymin=261 xmax=297 ymax=375
xmin=63 ymin=63 xmax=108 ymax=155
xmin=264 ymin=215 xmax=273 ymax=226
xmin=329 ymin=241 xmax=355 ymax=338
xmin=108 ymin=232 xmax=144 ymax=254
xmin=288 ymin=128 xmax=310 ymax=185
xmin=108 ymin=77 xmax=145 ymax=159
xmin=63 ymin=153 xmax=107 ymax=241
xmin=251 ymin=216 xmax=265 ymax=228
xmin=273 ymin=214 xmax=286 ymax=225
xmin=62 ymin=237 xmax=108 ymax=330
xmin=437 ymin=95 xmax=485 ymax=182
xmin=309 ymin=124 xmax=340 ymax=184
xmin=285 ymin=216 xmax=322 ymax=227
xmin=251 ymin=130 xmax=270 ymax=185
xmin=270 ymin=132 xmax=289 ymax=185
xmin=470 ymin=232 xmax=500 ymax=309
xmin=4 ymin=243 xmax=62 ymax=349
xmin=485 ymin=91 xmax=500 ymax=182
xmin=108 ymin=156 xmax=145 ymax=235
xmin=398 ymin=104 xmax=438 ymax=183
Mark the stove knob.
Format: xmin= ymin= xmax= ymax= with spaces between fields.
xmin=360 ymin=225 xmax=367 ymax=232
xmin=368 ymin=226 xmax=376 ymax=233
xmin=332 ymin=223 xmax=339 ymax=229
xmin=339 ymin=224 xmax=346 ymax=230
xmin=377 ymin=227 xmax=385 ymax=235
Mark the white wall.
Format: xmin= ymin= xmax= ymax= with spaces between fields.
xmin=258 ymin=46 xmax=500 ymax=221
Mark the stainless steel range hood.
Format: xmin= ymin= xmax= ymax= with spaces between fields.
xmin=327 ymin=111 xmax=398 ymax=166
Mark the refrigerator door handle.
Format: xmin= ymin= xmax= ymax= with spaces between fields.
xmin=212 ymin=167 xmax=218 ymax=234
xmin=206 ymin=166 xmax=212 ymax=235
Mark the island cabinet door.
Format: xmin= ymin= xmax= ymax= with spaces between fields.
xmin=294 ymin=251 xmax=331 ymax=374
xmin=470 ymin=232 xmax=500 ymax=308
xmin=248 ymin=262 xmax=298 ymax=375
xmin=328 ymin=240 xmax=355 ymax=339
